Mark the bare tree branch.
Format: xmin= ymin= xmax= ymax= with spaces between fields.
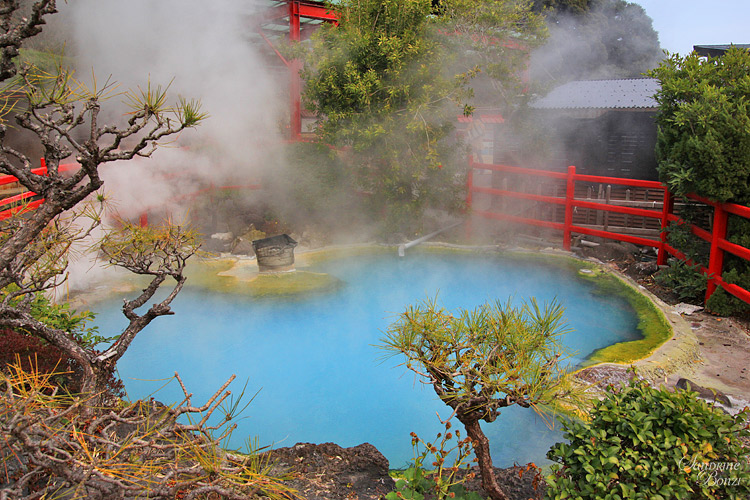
xmin=0 ymin=365 xmax=293 ymax=500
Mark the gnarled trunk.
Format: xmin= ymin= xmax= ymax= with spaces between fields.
xmin=462 ymin=417 xmax=509 ymax=500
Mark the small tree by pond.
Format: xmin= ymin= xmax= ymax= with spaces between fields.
xmin=0 ymin=1 xmax=206 ymax=403
xmin=381 ymin=297 xmax=580 ymax=500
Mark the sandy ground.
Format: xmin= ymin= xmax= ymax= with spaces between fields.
xmin=666 ymin=311 xmax=750 ymax=409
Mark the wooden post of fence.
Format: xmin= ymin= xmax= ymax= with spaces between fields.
xmin=139 ymin=213 xmax=148 ymax=227
xmin=657 ymin=190 xmax=674 ymax=266
xmin=705 ymin=203 xmax=729 ymax=302
xmin=604 ymin=185 xmax=611 ymax=232
xmin=465 ymin=156 xmax=474 ymax=239
xmin=563 ymin=165 xmax=575 ymax=251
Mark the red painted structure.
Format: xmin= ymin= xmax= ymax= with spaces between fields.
xmin=0 ymin=161 xmax=261 ymax=226
xmin=0 ymin=160 xmax=79 ymax=220
xmin=253 ymin=0 xmax=339 ymax=140
xmin=5 ymin=155 xmax=748 ymax=308
xmin=467 ymin=157 xmax=750 ymax=306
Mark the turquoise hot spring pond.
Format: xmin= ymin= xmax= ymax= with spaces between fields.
xmin=88 ymin=250 xmax=644 ymax=468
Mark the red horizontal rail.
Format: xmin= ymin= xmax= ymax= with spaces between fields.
xmin=0 ymin=165 xmax=45 ymax=186
xmin=470 ymin=160 xmax=668 ymax=190
xmin=470 ymin=160 xmax=568 ymax=180
xmin=725 ymin=202 xmax=750 ymax=218
xmin=1 ymin=190 xmax=38 ymax=206
xmin=471 ymin=186 xmax=566 ymax=206
xmin=716 ymin=280 xmax=750 ymax=304
xmin=572 ymin=199 xmax=662 ymax=219
xmin=569 ymin=224 xmax=661 ymax=248
xmin=468 ymin=159 xmax=750 ymax=307
xmin=298 ymin=2 xmax=338 ymax=21
xmin=719 ymin=238 xmax=750 ymax=262
xmin=572 ymin=173 xmax=663 ymax=189
xmin=0 ymin=162 xmax=79 ymax=185
xmin=473 ymin=209 xmax=565 ymax=231
xmin=690 ymin=224 xmax=712 ymax=242
xmin=0 ymin=199 xmax=43 ymax=220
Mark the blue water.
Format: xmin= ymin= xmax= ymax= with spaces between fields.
xmin=89 ymin=251 xmax=641 ymax=468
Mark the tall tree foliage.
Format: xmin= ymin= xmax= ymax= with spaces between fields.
xmin=302 ymin=0 xmax=546 ymax=231
xmin=649 ymin=47 xmax=750 ymax=315
xmin=649 ymin=48 xmax=750 ymax=204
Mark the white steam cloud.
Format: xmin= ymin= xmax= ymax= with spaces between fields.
xmin=60 ymin=0 xmax=285 ymax=197
xmin=54 ymin=0 xmax=288 ymax=291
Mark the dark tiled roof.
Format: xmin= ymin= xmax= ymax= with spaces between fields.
xmin=529 ymin=78 xmax=660 ymax=110
xmin=694 ymin=44 xmax=750 ymax=57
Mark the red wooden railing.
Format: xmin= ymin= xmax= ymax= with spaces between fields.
xmin=467 ymin=157 xmax=750 ymax=306
xmin=3 ymin=156 xmax=749 ymax=306
xmin=0 ymin=161 xmax=261 ymax=226
xmin=0 ymin=160 xmax=81 ymax=220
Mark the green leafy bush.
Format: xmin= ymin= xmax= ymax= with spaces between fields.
xmin=1 ymin=287 xmax=114 ymax=350
xmin=706 ymin=286 xmax=750 ymax=318
xmin=649 ymin=48 xmax=750 ymax=316
xmin=0 ymin=288 xmax=122 ymax=395
xmin=649 ymin=48 xmax=750 ymax=204
xmin=546 ymin=376 xmax=750 ymax=499
xmin=654 ymin=203 xmax=709 ymax=305
xmin=655 ymin=260 xmax=707 ymax=303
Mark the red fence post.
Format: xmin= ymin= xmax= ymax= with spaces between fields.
xmin=465 ymin=156 xmax=474 ymax=240
xmin=657 ymin=189 xmax=674 ymax=266
xmin=289 ymin=0 xmax=302 ymax=141
xmin=705 ymin=203 xmax=729 ymax=302
xmin=139 ymin=213 xmax=148 ymax=227
xmin=563 ymin=165 xmax=575 ymax=251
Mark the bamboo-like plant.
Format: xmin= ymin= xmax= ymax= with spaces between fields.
xmin=381 ymin=296 xmax=582 ymax=500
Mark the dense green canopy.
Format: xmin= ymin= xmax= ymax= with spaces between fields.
xmin=649 ymin=47 xmax=750 ymax=204
xmin=301 ymin=0 xmax=547 ymax=231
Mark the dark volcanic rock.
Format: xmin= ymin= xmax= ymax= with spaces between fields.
xmin=580 ymin=242 xmax=639 ymax=262
xmin=265 ymin=441 xmax=548 ymax=500
xmin=266 ymin=442 xmax=394 ymax=500
xmin=676 ymin=378 xmax=732 ymax=407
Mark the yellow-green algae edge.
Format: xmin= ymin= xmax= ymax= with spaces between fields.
xmin=575 ymin=264 xmax=672 ymax=366
xmin=192 ymin=244 xmax=677 ymax=365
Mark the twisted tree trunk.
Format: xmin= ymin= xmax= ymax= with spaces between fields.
xmin=462 ymin=417 xmax=509 ymax=500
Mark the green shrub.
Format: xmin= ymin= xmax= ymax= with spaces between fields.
xmin=546 ymin=376 xmax=750 ymax=499
xmin=0 ymin=287 xmax=115 ymax=350
xmin=705 ymin=269 xmax=750 ymax=317
xmin=655 ymin=260 xmax=707 ymax=303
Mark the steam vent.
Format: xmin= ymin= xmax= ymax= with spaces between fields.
xmin=252 ymin=234 xmax=298 ymax=273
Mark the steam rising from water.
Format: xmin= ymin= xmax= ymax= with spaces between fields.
xmin=54 ymin=0 xmax=286 ymax=290
xmin=60 ymin=0 xmax=285 ymax=210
